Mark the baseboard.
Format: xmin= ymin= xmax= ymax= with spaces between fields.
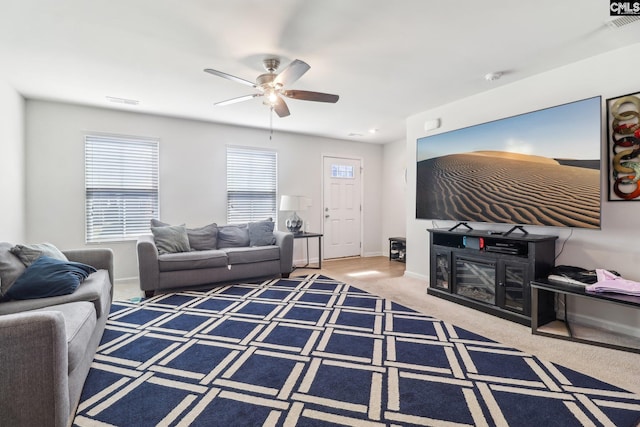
xmin=293 ymin=257 xmax=320 ymax=267
xmin=404 ymin=270 xmax=428 ymax=281
xmin=567 ymin=312 xmax=640 ymax=339
xmin=115 ymin=276 xmax=139 ymax=285
xmin=363 ymin=251 xmax=384 ymax=257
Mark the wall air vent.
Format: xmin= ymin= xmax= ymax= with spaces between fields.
xmin=605 ymin=15 xmax=640 ymax=29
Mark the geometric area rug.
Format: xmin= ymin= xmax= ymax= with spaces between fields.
xmin=73 ymin=274 xmax=640 ymax=427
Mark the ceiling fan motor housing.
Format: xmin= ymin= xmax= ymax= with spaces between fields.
xmin=256 ymin=73 xmax=277 ymax=90
xmin=263 ymin=58 xmax=280 ymax=73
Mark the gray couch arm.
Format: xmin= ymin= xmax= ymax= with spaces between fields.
xmin=274 ymin=230 xmax=294 ymax=275
xmin=63 ymin=248 xmax=114 ymax=285
xmin=0 ymin=311 xmax=69 ymax=427
xmin=137 ymin=235 xmax=160 ymax=292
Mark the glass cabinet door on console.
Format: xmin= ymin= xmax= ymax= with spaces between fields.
xmin=497 ymin=260 xmax=529 ymax=315
xmin=431 ymin=250 xmax=451 ymax=290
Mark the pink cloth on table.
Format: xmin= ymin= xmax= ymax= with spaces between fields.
xmin=585 ymin=269 xmax=640 ymax=296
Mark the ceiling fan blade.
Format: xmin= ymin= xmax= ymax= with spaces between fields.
xmin=273 ymin=59 xmax=310 ymax=87
xmin=273 ymin=96 xmax=290 ymax=117
xmin=283 ymin=90 xmax=339 ymax=103
xmin=215 ymin=93 xmax=262 ymax=106
xmin=204 ymin=68 xmax=256 ymax=88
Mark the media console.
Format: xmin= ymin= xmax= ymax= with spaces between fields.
xmin=428 ymin=228 xmax=558 ymax=326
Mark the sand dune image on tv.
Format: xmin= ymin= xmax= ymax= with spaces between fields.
xmin=416 ymin=151 xmax=601 ymax=229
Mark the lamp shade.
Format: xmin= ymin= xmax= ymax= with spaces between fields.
xmin=280 ymin=195 xmax=310 ymax=211
xmin=280 ymin=195 xmax=300 ymax=211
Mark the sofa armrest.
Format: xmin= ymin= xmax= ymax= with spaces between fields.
xmin=0 ymin=311 xmax=70 ymax=427
xmin=63 ymin=248 xmax=114 ymax=285
xmin=274 ymin=230 xmax=294 ymax=274
xmin=137 ymin=235 xmax=160 ymax=292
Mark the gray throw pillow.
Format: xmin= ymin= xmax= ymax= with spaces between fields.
xmin=186 ymin=223 xmax=218 ymax=250
xmin=10 ymin=242 xmax=68 ymax=267
xmin=150 ymin=219 xmax=218 ymax=251
xmin=151 ymin=225 xmax=191 ymax=255
xmin=217 ymin=224 xmax=250 ymax=248
xmin=0 ymin=242 xmax=26 ymax=297
xmin=248 ymin=221 xmax=276 ymax=246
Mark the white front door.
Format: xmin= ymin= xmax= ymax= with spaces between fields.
xmin=323 ymin=156 xmax=362 ymax=259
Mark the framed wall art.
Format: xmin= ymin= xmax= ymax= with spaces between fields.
xmin=606 ymin=92 xmax=640 ymax=201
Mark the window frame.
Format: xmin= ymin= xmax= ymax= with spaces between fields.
xmin=226 ymin=145 xmax=278 ymax=225
xmin=84 ymin=134 xmax=160 ymax=243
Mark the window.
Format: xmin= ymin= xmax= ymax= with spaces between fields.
xmin=226 ymin=146 xmax=277 ymax=224
xmin=331 ymin=164 xmax=354 ymax=178
xmin=85 ymin=135 xmax=159 ymax=242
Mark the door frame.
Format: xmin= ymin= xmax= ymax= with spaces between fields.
xmin=321 ymin=154 xmax=364 ymax=259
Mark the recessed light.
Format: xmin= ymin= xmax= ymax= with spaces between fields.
xmin=106 ymin=96 xmax=139 ymax=105
xmin=369 ymin=128 xmax=379 ymax=134
xmin=484 ymin=72 xmax=503 ymax=81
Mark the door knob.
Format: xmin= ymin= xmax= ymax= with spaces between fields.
xmin=325 ymin=214 xmax=330 ymax=218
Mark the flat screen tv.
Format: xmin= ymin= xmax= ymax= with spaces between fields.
xmin=416 ymin=96 xmax=602 ymax=229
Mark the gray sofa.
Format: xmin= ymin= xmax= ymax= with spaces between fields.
xmin=0 ymin=246 xmax=113 ymax=427
xmin=137 ymin=223 xmax=294 ymax=297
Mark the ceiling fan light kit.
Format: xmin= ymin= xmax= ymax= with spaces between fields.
xmin=204 ymin=57 xmax=339 ymax=118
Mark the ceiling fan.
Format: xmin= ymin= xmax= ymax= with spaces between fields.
xmin=204 ymin=58 xmax=339 ymax=118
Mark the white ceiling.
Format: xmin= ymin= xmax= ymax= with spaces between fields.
xmin=2 ymin=1 xmax=640 ymax=144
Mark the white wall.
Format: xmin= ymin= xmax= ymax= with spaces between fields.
xmin=25 ymin=100 xmax=384 ymax=280
xmin=405 ymin=43 xmax=640 ymax=334
xmin=381 ymin=138 xmax=407 ymax=255
xmin=0 ymin=79 xmax=25 ymax=242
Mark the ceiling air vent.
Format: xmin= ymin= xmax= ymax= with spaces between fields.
xmin=106 ymin=96 xmax=139 ymax=105
xmin=605 ymin=15 xmax=640 ymax=29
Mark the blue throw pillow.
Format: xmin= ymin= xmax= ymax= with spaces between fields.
xmin=5 ymin=256 xmax=97 ymax=300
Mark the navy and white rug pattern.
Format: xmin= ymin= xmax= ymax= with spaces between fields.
xmin=73 ymin=275 xmax=640 ymax=426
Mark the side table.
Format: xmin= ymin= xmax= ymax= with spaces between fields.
xmin=293 ymin=232 xmax=323 ymax=269
xmin=531 ymin=280 xmax=640 ymax=353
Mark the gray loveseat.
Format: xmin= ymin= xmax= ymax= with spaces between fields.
xmin=0 ymin=244 xmax=113 ymax=427
xmin=137 ymin=221 xmax=294 ymax=297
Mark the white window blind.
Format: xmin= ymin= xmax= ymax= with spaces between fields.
xmin=85 ymin=135 xmax=159 ymax=242
xmin=227 ymin=146 xmax=277 ymax=224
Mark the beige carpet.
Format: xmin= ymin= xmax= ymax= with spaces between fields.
xmin=326 ymin=271 xmax=640 ymax=396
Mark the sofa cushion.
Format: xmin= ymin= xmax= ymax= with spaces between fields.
xmin=0 ymin=242 xmax=25 ymax=297
xmin=33 ymin=301 xmax=97 ymax=373
xmin=151 ymin=219 xmax=218 ymax=250
xmin=223 ymin=246 xmax=280 ymax=265
xmin=217 ymin=224 xmax=250 ymax=248
xmin=248 ymin=221 xmax=276 ymax=246
xmin=158 ymin=250 xmax=228 ymax=272
xmin=0 ymin=269 xmax=111 ymax=318
xmin=151 ymin=225 xmax=191 ymax=254
xmin=5 ymin=256 xmax=96 ymax=301
xmin=10 ymin=242 xmax=68 ymax=266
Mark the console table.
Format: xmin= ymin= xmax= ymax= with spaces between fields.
xmin=427 ymin=228 xmax=557 ymax=326
xmin=293 ymin=232 xmax=323 ymax=269
xmin=531 ymin=280 xmax=640 ymax=353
